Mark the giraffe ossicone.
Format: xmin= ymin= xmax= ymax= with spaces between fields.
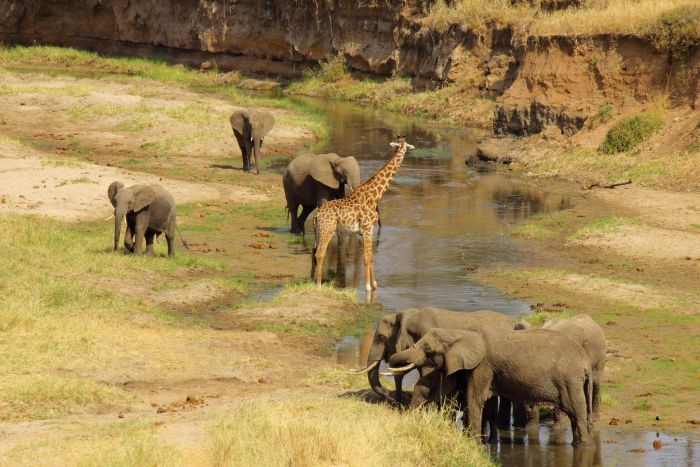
xmin=312 ymin=136 xmax=415 ymax=292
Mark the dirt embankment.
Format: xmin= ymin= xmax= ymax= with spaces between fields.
xmin=2 ymin=1 xmax=698 ymax=138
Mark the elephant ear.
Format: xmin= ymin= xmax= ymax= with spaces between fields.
xmin=444 ymin=331 xmax=486 ymax=376
xmin=257 ymin=111 xmax=275 ymax=137
xmin=229 ymin=109 xmax=249 ymax=135
xmin=108 ymin=181 xmax=124 ymax=207
xmin=133 ymin=185 xmax=156 ymax=212
xmin=310 ymin=153 xmax=342 ymax=189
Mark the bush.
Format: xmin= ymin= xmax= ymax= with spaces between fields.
xmin=588 ymin=103 xmax=614 ymax=128
xmin=652 ymin=5 xmax=700 ymax=59
xmin=599 ymin=113 xmax=663 ymax=154
xmin=305 ymin=55 xmax=351 ymax=83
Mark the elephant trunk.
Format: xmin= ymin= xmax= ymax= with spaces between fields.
xmin=388 ymin=347 xmax=422 ymax=368
xmin=366 ymin=341 xmax=393 ymax=401
xmin=113 ymin=209 xmax=125 ymax=252
xmin=253 ymin=137 xmax=261 ymax=175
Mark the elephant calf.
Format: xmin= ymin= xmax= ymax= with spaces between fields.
xmin=108 ymin=181 xmax=181 ymax=256
xmin=230 ymin=108 xmax=274 ymax=175
xmin=386 ymin=328 xmax=593 ymax=446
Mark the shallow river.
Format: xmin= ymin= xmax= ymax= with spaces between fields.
xmin=275 ymin=97 xmax=697 ymax=466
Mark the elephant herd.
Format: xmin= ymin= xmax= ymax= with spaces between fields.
xmin=108 ymin=106 xmax=367 ymax=255
xmin=353 ymin=308 xmax=606 ymax=446
xmin=104 ymin=106 xmax=607 ymax=449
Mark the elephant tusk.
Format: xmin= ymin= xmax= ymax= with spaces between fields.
xmin=104 ymin=214 xmax=114 ymax=220
xmin=379 ymin=371 xmax=397 ymax=377
xmin=386 ymin=363 xmax=416 ymax=374
xmin=348 ymin=360 xmax=379 ymax=374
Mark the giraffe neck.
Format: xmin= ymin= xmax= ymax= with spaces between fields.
xmin=355 ymin=143 xmax=407 ymax=204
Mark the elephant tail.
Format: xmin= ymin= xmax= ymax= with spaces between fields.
xmin=176 ymin=224 xmax=190 ymax=250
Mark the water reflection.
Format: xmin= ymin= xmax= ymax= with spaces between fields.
xmin=289 ymin=97 xmax=571 ymax=314
xmin=493 ymin=427 xmax=697 ymax=467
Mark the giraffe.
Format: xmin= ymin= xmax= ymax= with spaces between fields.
xmin=312 ymin=135 xmax=414 ymax=291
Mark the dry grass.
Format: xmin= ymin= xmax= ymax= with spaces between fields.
xmin=210 ymin=398 xmax=494 ymax=467
xmin=0 ymin=213 xmax=225 ymax=420
xmin=424 ymin=0 xmax=700 ymax=38
xmin=5 ymin=420 xmax=182 ymax=466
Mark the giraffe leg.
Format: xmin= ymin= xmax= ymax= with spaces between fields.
xmin=314 ymin=224 xmax=334 ymax=287
xmin=361 ymin=227 xmax=374 ymax=292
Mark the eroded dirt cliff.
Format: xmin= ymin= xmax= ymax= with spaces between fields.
xmin=1 ymin=0 xmax=698 ymax=136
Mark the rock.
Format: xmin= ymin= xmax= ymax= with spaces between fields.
xmin=466 ymin=140 xmax=517 ymax=167
xmin=609 ymin=417 xmax=619 ymax=425
xmin=653 ymin=439 xmax=662 ymax=449
xmin=200 ymin=60 xmax=214 ymax=71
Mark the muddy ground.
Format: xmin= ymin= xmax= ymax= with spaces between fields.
xmin=0 ymin=63 xmax=697 ymax=462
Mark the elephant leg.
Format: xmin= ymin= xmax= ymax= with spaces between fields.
xmin=482 ymin=397 xmax=499 ymax=444
xmin=133 ymin=216 xmax=148 ymax=255
xmin=297 ymin=205 xmax=315 ymax=234
xmin=561 ymin=387 xmax=591 ymax=446
xmin=524 ymin=403 xmax=540 ymax=431
xmin=513 ymin=401 xmax=529 ymax=428
xmin=394 ymin=375 xmax=404 ymax=406
xmin=124 ymin=217 xmax=136 ymax=253
xmin=410 ymin=371 xmax=439 ymax=408
xmin=144 ymin=231 xmax=155 ymax=256
xmin=233 ymin=130 xmax=249 ymax=170
xmin=497 ymin=397 xmax=512 ymax=429
xmin=165 ymin=225 xmax=175 ymax=257
xmin=288 ymin=203 xmax=301 ymax=233
xmin=551 ymin=406 xmax=568 ymax=430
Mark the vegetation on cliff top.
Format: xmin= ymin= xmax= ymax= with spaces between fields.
xmin=425 ymin=0 xmax=700 ymax=40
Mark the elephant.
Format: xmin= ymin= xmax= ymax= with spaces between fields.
xmin=283 ymin=152 xmax=360 ymax=233
xmin=108 ymin=181 xmax=181 ymax=256
xmin=515 ymin=314 xmax=606 ymax=427
xmin=350 ymin=308 xmax=515 ymax=408
xmin=386 ymin=328 xmax=593 ymax=446
xmin=230 ymin=108 xmax=274 ymax=174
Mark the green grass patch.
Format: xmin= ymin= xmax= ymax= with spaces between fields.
xmin=600 ymin=113 xmax=664 ymax=154
xmin=116 ymin=116 xmax=154 ymax=132
xmin=600 ymin=392 xmax=620 ymax=407
xmin=510 ymin=223 xmax=552 ymax=240
xmin=568 ymin=216 xmax=642 ymax=240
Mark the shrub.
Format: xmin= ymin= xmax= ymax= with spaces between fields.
xmin=588 ymin=103 xmax=614 ymax=128
xmin=652 ymin=5 xmax=700 ymax=60
xmin=599 ymin=113 xmax=663 ymax=154
xmin=305 ymin=55 xmax=351 ymax=83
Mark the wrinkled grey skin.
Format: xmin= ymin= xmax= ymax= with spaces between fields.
xmin=230 ymin=108 xmax=274 ymax=174
xmin=108 ymin=181 xmax=177 ymax=256
xmin=363 ymin=308 xmax=515 ymax=405
xmin=389 ymin=328 xmax=593 ymax=446
xmin=515 ymin=314 xmax=606 ymax=428
xmin=283 ymin=153 xmax=360 ymax=233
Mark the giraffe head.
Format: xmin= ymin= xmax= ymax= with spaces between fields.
xmin=389 ymin=134 xmax=415 ymax=150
